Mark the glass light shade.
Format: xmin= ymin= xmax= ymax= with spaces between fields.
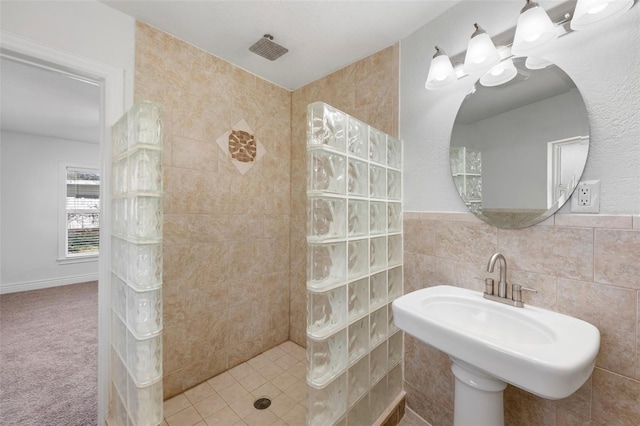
xmin=571 ymin=0 xmax=633 ymax=29
xmin=464 ymin=34 xmax=501 ymax=74
xmin=512 ymin=2 xmax=558 ymax=55
xmin=525 ymin=56 xmax=553 ymax=70
xmin=480 ymin=59 xmax=518 ymax=87
xmin=425 ymin=50 xmax=457 ymax=90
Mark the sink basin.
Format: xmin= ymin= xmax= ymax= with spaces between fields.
xmin=393 ymin=285 xmax=600 ymax=400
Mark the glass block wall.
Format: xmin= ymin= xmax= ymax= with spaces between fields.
xmin=306 ymin=102 xmax=403 ymax=426
xmin=110 ymin=102 xmax=164 ymax=426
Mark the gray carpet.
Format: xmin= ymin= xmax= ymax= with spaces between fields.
xmin=0 ymin=281 xmax=98 ymax=426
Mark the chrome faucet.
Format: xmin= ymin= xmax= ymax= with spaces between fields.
xmin=483 ymin=252 xmax=537 ymax=308
xmin=487 ymin=253 xmax=508 ymax=298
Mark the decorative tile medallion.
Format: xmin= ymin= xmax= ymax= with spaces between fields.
xmin=216 ymin=119 xmax=266 ymax=174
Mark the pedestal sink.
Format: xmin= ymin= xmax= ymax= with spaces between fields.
xmin=392 ymin=285 xmax=600 ymax=426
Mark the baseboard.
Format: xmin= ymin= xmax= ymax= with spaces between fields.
xmin=0 ymin=273 xmax=99 ymax=294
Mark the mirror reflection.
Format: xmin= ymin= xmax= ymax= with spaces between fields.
xmin=450 ymin=57 xmax=589 ymax=228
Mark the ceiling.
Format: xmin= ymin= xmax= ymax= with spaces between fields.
xmin=102 ymin=0 xmax=459 ymax=90
xmin=0 ymin=57 xmax=101 ymax=144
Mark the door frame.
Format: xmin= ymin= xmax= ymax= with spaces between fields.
xmin=1 ymin=30 xmax=126 ymax=426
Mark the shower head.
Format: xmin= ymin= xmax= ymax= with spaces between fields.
xmin=249 ymin=34 xmax=289 ymax=61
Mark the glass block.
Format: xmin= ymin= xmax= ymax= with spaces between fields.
xmin=114 ymin=114 xmax=129 ymax=156
xmin=347 ymin=158 xmax=368 ymax=196
xmin=128 ymin=101 xmax=162 ymax=147
xmin=348 ymin=392 xmax=370 ymax=426
xmin=369 ymin=128 xmax=386 ymax=165
xmin=126 ymin=242 xmax=162 ymax=291
xmin=347 ymin=117 xmax=368 ymax=159
xmin=370 ymin=236 xmax=387 ymax=273
xmin=112 ymin=197 xmax=127 ymax=236
xmin=307 ymin=287 xmax=347 ymax=338
xmin=308 ymin=373 xmax=347 ymax=426
xmin=129 ymin=148 xmax=162 ymax=194
xmin=370 ymin=306 xmax=388 ymax=347
xmin=348 ymin=278 xmax=369 ymax=321
xmin=387 ymin=202 xmax=402 ymax=233
xmin=466 ymin=149 xmax=482 ymax=173
xmin=308 ymin=197 xmax=346 ymax=241
xmin=348 ymin=353 xmax=370 ymax=406
xmin=369 ymin=164 xmax=386 ymax=199
xmin=307 ymin=103 xmax=346 ymax=151
xmin=388 ymin=234 xmax=402 ymax=267
xmin=111 ymin=313 xmax=127 ymax=359
xmin=127 ymin=376 xmax=163 ymax=426
xmin=370 ymin=272 xmax=387 ymax=310
xmin=307 ymin=242 xmax=347 ymax=290
xmin=388 ymin=331 xmax=403 ymax=367
xmin=388 ymin=363 xmax=403 ymax=401
xmin=127 ymin=196 xmax=162 ymax=241
xmin=371 ymin=374 xmax=388 ymax=421
xmin=126 ymin=331 xmax=162 ymax=386
xmin=307 ymin=329 xmax=347 ymax=386
xmin=388 ymin=302 xmax=398 ymax=334
xmin=113 ymin=382 xmax=128 ymax=426
xmin=348 ymin=239 xmax=368 ymax=280
xmin=111 ymin=348 xmax=128 ymax=397
xmin=347 ymin=200 xmax=368 ymax=238
xmin=387 ymin=169 xmax=402 ymax=201
xmin=370 ymin=340 xmax=388 ymax=385
xmin=114 ymin=157 xmax=128 ymax=196
xmin=466 ymin=175 xmax=482 ymax=200
xmin=450 ymin=146 xmax=464 ymax=175
xmin=369 ymin=201 xmax=386 ymax=235
xmin=126 ymin=287 xmax=162 ymax=339
xmin=308 ymin=149 xmax=346 ymax=195
xmin=336 ymin=417 xmax=347 ymax=426
xmin=387 ymin=136 xmax=402 ymax=169
xmin=111 ymin=273 xmax=127 ymax=320
xmin=348 ymin=316 xmax=369 ymax=364
xmin=388 ymin=266 xmax=402 ymax=301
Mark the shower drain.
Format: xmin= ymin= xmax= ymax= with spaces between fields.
xmin=253 ymin=397 xmax=272 ymax=410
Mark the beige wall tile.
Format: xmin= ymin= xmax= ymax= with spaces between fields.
xmin=594 ymin=229 xmax=640 ymax=289
xmin=171 ymin=136 xmax=218 ymax=172
xmin=498 ymin=226 xmax=593 ymax=281
xmin=638 ymin=294 xmax=640 ymax=380
xmin=403 ymin=219 xmax=437 ymax=256
xmin=557 ymin=278 xmax=636 ymax=377
xmin=508 ymin=270 xmax=558 ymax=310
xmin=504 ymin=385 xmax=556 ymax=426
xmin=435 ymin=220 xmax=498 ymax=264
xmin=592 ymin=368 xmax=640 ymax=425
xmin=555 ymin=406 xmax=602 ymax=426
xmin=555 ymin=214 xmax=633 ymax=229
xmin=633 ymin=216 xmax=640 ymax=230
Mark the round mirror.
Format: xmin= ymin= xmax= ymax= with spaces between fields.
xmin=450 ymin=57 xmax=589 ymax=228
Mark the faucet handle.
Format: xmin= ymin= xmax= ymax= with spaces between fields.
xmin=512 ymin=284 xmax=537 ymax=303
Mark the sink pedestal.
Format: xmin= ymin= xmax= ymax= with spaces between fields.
xmin=451 ymin=358 xmax=507 ymax=426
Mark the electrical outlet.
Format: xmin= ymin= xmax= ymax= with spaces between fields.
xmin=571 ymin=180 xmax=600 ymax=213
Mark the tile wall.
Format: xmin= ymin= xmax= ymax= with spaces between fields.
xmin=403 ymin=211 xmax=640 ymax=426
xmin=290 ymin=45 xmax=400 ymax=346
xmin=134 ymin=22 xmax=292 ymax=398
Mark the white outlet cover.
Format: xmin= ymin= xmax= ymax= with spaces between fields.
xmin=571 ymin=180 xmax=600 ymax=213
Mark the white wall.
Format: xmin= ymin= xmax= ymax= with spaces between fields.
xmin=0 ymin=0 xmax=136 ymax=109
xmin=1 ymin=131 xmax=100 ymax=292
xmin=401 ymin=1 xmax=640 ymax=214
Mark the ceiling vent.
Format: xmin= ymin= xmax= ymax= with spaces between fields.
xmin=249 ymin=34 xmax=288 ymax=61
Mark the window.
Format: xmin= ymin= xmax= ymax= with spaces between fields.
xmin=63 ymin=166 xmax=100 ymax=258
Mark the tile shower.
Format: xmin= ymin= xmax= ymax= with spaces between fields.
xmin=306 ymin=103 xmax=403 ymax=425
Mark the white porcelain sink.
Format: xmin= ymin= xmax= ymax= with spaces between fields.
xmin=393 ymin=285 xmax=600 ymax=425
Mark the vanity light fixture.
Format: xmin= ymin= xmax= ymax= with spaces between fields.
xmin=571 ymin=0 xmax=634 ymax=29
xmin=425 ymin=46 xmax=457 ymax=90
xmin=512 ymin=0 xmax=558 ymax=55
xmin=463 ymin=23 xmax=501 ymax=74
xmin=424 ymin=0 xmax=634 ymax=90
xmin=480 ymin=58 xmax=518 ymax=87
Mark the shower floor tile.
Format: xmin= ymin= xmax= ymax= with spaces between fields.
xmin=162 ymin=341 xmax=307 ymax=426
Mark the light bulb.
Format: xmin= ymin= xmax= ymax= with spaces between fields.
xmin=571 ymin=0 xmax=633 ymax=30
xmin=480 ymin=59 xmax=518 ymax=87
